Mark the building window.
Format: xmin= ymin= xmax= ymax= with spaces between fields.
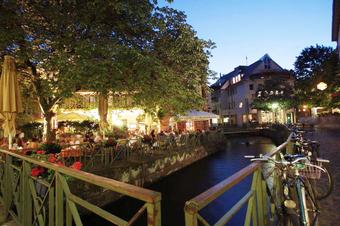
xmin=236 ymin=75 xmax=240 ymax=82
xmin=212 ymin=118 xmax=218 ymax=124
xmin=223 ymin=117 xmax=229 ymax=123
xmin=249 ymin=84 xmax=254 ymax=90
xmin=264 ymin=58 xmax=271 ymax=69
xmin=239 ymin=102 xmax=243 ymax=108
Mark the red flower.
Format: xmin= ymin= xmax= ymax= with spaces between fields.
xmin=31 ymin=167 xmax=45 ymax=177
xmin=48 ymin=155 xmax=57 ymax=163
xmin=36 ymin=150 xmax=46 ymax=155
xmin=56 ymin=161 xmax=64 ymax=166
xmin=70 ymin=161 xmax=82 ymax=170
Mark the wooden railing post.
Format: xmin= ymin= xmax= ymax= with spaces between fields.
xmin=184 ymin=201 xmax=199 ymax=226
xmin=4 ymin=155 xmax=12 ymax=216
xmin=146 ymin=199 xmax=161 ymax=226
xmin=256 ymin=169 xmax=264 ymax=226
xmin=49 ymin=186 xmax=55 ymax=226
xmin=55 ymin=173 xmax=64 ymax=226
xmin=22 ymin=161 xmax=32 ymax=226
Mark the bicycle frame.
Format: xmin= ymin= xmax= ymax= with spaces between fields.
xmin=291 ymin=167 xmax=319 ymax=226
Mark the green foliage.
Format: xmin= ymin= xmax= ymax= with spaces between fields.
xmin=60 ymin=94 xmax=97 ymax=110
xmin=106 ymin=126 xmax=128 ymax=139
xmin=18 ymin=122 xmax=43 ymax=140
xmin=39 ymin=143 xmax=62 ymax=154
xmin=294 ymin=45 xmax=339 ymax=108
xmin=58 ymin=120 xmax=99 ymax=134
xmin=157 ymin=108 xmax=166 ymax=119
xmin=252 ymin=78 xmax=295 ymax=111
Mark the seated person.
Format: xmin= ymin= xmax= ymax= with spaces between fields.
xmin=0 ymin=137 xmax=8 ymax=148
xmin=27 ymin=137 xmax=39 ymax=149
xmin=94 ymin=134 xmax=103 ymax=143
xmin=142 ymin=134 xmax=153 ymax=146
xmin=105 ymin=136 xmax=117 ymax=147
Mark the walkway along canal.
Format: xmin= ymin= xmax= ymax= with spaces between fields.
xmin=82 ymin=135 xmax=277 ymax=226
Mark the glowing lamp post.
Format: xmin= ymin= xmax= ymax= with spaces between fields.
xmin=317 ymin=82 xmax=327 ymax=91
xmin=271 ymin=102 xmax=279 ymax=123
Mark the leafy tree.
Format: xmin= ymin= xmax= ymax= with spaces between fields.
xmin=0 ymin=1 xmax=213 ymax=141
xmin=0 ymin=0 xmax=161 ymax=141
xmin=294 ymin=45 xmax=339 ymax=108
xmin=252 ymin=77 xmax=295 ymax=111
xmin=131 ymin=7 xmax=214 ymax=115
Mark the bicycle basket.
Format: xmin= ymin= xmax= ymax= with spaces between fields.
xmin=299 ymin=161 xmax=322 ymax=179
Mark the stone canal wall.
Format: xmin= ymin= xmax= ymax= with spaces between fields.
xmin=71 ymin=141 xmax=225 ymax=208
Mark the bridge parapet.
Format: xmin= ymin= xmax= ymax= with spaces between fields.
xmin=184 ymin=130 xmax=293 ymax=226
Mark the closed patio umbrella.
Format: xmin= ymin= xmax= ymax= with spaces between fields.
xmin=0 ymin=56 xmax=23 ymax=149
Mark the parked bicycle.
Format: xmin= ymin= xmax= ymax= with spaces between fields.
xmin=245 ymin=153 xmax=328 ymax=226
xmin=290 ymin=127 xmax=333 ymax=200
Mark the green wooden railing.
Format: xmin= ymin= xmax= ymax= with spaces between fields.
xmin=184 ymin=133 xmax=293 ymax=226
xmin=0 ymin=148 xmax=161 ymax=226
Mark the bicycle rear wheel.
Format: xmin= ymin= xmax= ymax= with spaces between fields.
xmin=308 ymin=165 xmax=333 ymax=200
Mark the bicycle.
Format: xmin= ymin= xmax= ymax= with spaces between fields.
xmin=245 ymin=153 xmax=324 ymax=226
xmin=290 ymin=127 xmax=333 ymax=200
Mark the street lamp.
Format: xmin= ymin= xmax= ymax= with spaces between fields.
xmin=317 ymin=82 xmax=327 ymax=91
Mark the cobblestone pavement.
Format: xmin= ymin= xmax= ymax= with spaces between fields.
xmin=305 ymin=126 xmax=340 ymax=226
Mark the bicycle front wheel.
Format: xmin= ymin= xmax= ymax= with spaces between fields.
xmin=309 ymin=164 xmax=333 ymax=200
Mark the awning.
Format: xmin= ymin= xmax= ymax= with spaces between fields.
xmin=179 ymin=110 xmax=219 ymax=121
xmin=57 ymin=112 xmax=90 ymax=121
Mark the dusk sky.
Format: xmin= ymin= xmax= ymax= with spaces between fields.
xmin=160 ymin=0 xmax=335 ymax=81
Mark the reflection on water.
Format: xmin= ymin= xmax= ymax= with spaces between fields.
xmin=83 ymin=136 xmax=276 ymax=226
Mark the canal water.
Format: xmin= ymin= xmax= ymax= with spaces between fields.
xmin=83 ymin=136 xmax=276 ymax=226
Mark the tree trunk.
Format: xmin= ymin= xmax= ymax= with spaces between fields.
xmin=145 ymin=112 xmax=153 ymax=134
xmin=43 ymin=110 xmax=55 ymax=143
xmin=98 ymin=95 xmax=109 ymax=136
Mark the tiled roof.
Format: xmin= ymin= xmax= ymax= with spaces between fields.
xmin=211 ymin=54 xmax=285 ymax=89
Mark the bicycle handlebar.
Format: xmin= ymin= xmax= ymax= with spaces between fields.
xmin=244 ymin=154 xmax=309 ymax=166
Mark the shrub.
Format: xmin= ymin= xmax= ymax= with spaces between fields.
xmin=106 ymin=126 xmax=128 ymax=139
xmin=39 ymin=143 xmax=62 ymax=154
xmin=19 ymin=122 xmax=43 ymax=140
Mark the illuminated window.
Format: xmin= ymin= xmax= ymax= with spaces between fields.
xmin=212 ymin=118 xmax=218 ymax=124
xmin=223 ymin=117 xmax=229 ymax=123
xmin=239 ymin=102 xmax=243 ymax=108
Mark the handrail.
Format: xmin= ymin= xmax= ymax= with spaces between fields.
xmin=185 ymin=130 xmax=293 ymax=226
xmin=187 ymin=133 xmax=292 ymax=210
xmin=0 ymin=149 xmax=160 ymax=203
xmin=0 ymin=147 xmax=162 ymax=226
